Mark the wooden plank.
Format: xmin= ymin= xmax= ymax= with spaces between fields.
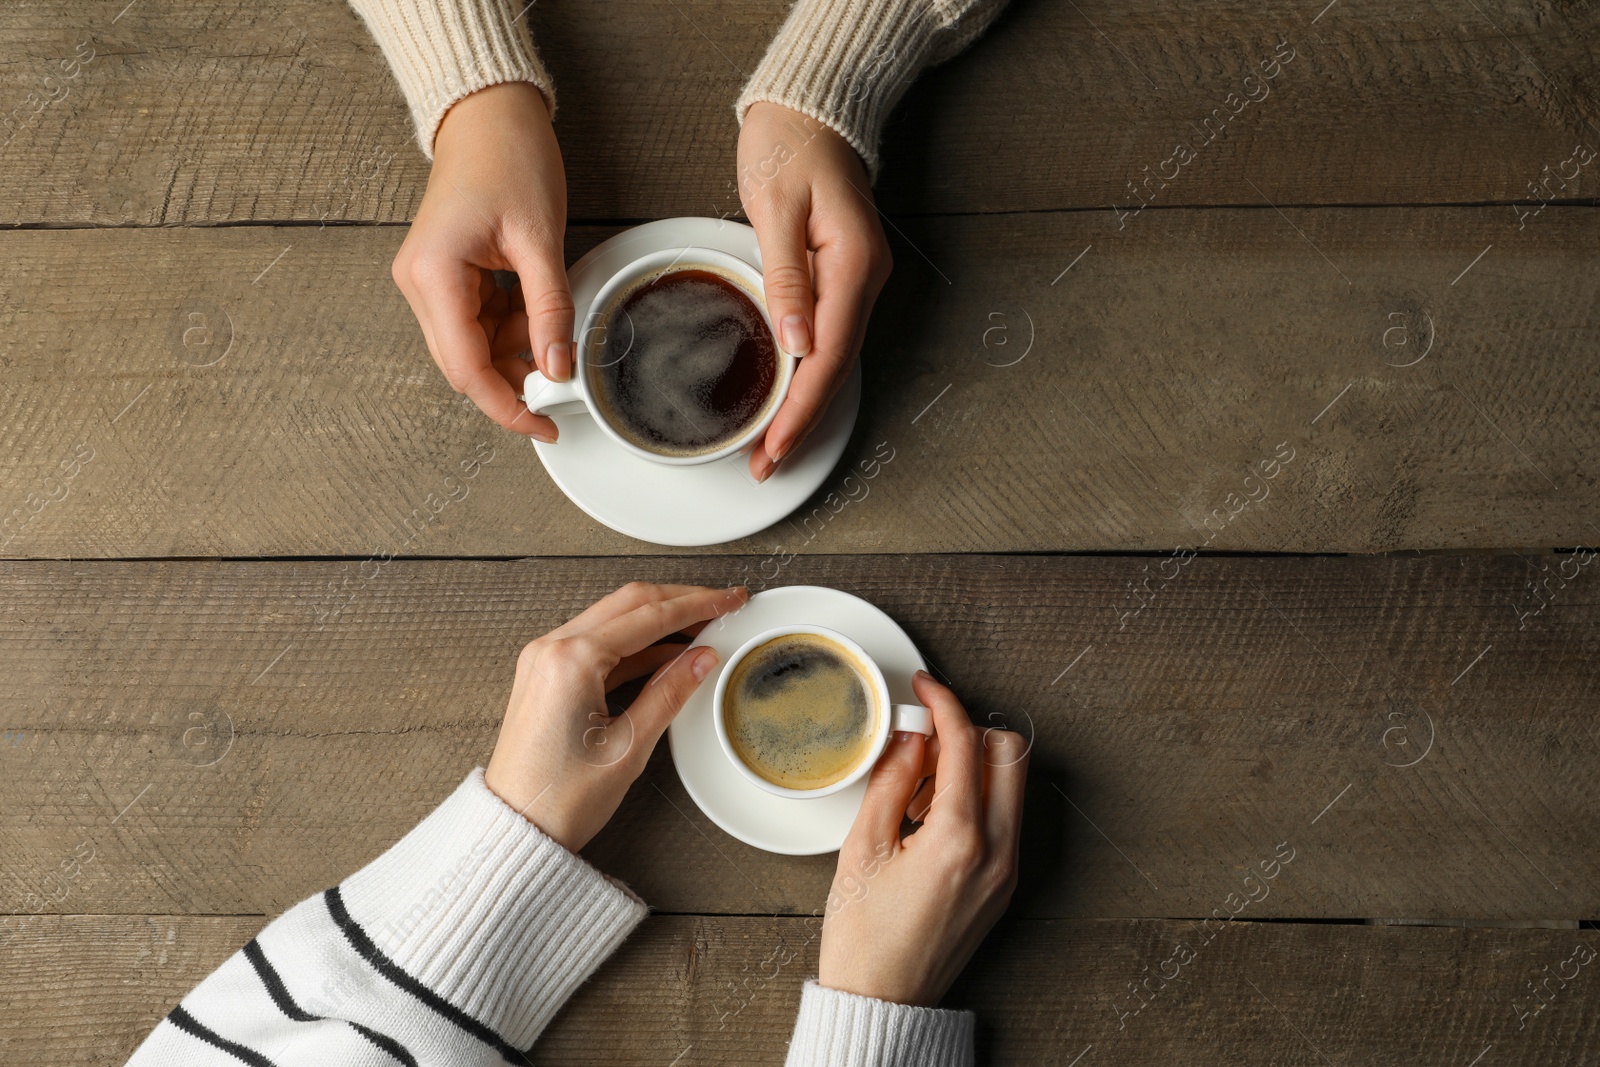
xmin=2 ymin=554 xmax=1596 ymax=920
xmin=2 ymin=209 xmax=1597 ymax=557
xmin=2 ymin=914 xmax=1596 ymax=1064
xmin=1 ymin=0 xmax=1597 ymax=224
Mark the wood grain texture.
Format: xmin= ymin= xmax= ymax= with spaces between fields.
xmin=2 ymin=210 xmax=1597 ymax=558
xmin=2 ymin=914 xmax=1596 ymax=1065
xmin=0 ymin=0 xmax=1597 ymax=225
xmin=2 ymin=554 xmax=1596 ymax=920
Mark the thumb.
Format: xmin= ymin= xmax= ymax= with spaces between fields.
xmin=623 ymin=645 xmax=721 ymax=755
xmin=508 ymin=232 xmax=576 ymax=383
xmin=753 ymin=200 xmax=815 ymax=358
xmin=846 ymin=730 xmax=925 ymax=854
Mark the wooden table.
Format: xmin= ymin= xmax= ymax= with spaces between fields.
xmin=3 ymin=1 xmax=1598 ymax=1062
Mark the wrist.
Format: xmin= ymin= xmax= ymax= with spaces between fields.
xmin=741 ymin=102 xmax=870 ymax=181
xmin=483 ymin=761 xmax=579 ymax=853
xmin=436 ymin=81 xmax=550 ymax=151
xmin=817 ymin=968 xmax=933 ymax=1009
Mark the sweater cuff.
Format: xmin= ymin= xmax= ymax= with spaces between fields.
xmin=346 ymin=0 xmax=555 ymax=158
xmin=735 ymin=0 xmax=947 ymax=180
xmin=339 ymin=768 xmax=647 ymax=1049
xmin=785 ymin=980 xmax=976 ymax=1067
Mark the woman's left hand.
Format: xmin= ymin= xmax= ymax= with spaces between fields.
xmin=737 ymin=102 xmax=892 ymax=482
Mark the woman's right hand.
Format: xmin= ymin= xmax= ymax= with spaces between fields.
xmin=391 ymin=81 xmax=573 ymax=442
xmin=816 ymin=671 xmax=1028 ymax=1007
xmin=484 ymin=582 xmax=749 ymax=853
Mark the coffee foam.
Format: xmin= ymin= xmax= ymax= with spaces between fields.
xmin=587 ymin=263 xmax=780 ymax=457
xmin=724 ymin=633 xmax=880 ymax=791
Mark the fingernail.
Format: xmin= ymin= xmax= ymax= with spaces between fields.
xmin=726 ymin=585 xmax=750 ymax=600
xmin=530 ymin=429 xmax=557 ymax=444
xmin=913 ymin=670 xmax=932 ymax=683
xmin=546 ymin=341 xmax=572 ymax=382
xmin=692 ymin=647 xmax=720 ymax=679
xmin=892 ymin=731 xmax=915 ymax=744
xmin=770 ymin=437 xmax=792 ymax=463
xmin=780 ymin=314 xmax=811 ymax=357
xmin=755 ymin=454 xmax=779 ymax=483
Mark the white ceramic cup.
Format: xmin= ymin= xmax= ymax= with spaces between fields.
xmin=712 ymin=625 xmax=934 ymax=800
xmin=519 ymin=246 xmax=795 ymax=466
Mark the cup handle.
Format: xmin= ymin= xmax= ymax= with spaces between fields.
xmin=889 ymin=703 xmax=933 ymax=736
xmin=520 ymin=370 xmax=588 ymax=416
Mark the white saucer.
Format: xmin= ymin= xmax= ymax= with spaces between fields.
xmin=531 ymin=218 xmax=862 ymax=547
xmin=667 ymin=585 xmax=926 ymax=855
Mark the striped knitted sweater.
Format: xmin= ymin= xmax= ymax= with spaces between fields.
xmin=124 ymin=771 xmax=976 ymax=1065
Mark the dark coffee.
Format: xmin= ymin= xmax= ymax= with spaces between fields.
xmin=588 ymin=267 xmax=779 ymax=457
xmin=724 ymin=633 xmax=879 ymax=791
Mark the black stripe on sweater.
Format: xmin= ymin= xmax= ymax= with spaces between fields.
xmin=323 ymin=886 xmax=529 ymax=1063
xmin=167 ymin=1005 xmax=279 ymax=1067
xmin=350 ymin=1022 xmax=424 ymax=1067
xmin=244 ymin=937 xmax=420 ymax=1067
xmin=243 ymin=939 xmax=316 ymax=1021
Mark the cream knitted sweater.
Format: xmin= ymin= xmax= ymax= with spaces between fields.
xmin=125 ymin=771 xmax=975 ymax=1065
xmin=347 ymin=0 xmax=1008 ymax=178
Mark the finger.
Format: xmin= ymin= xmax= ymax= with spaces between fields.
xmin=906 ymin=775 xmax=937 ymax=822
xmin=604 ymin=642 xmax=690 ymax=691
xmin=847 ymin=730 xmax=924 ymax=853
xmin=476 ymin=289 xmax=547 ymax=428
xmin=750 ymin=346 xmax=851 ymax=481
xmin=622 ymin=644 xmax=721 ymax=748
xmin=489 ymin=350 xmax=538 ymax=400
xmin=913 ymin=670 xmax=983 ymax=827
xmin=484 ymin=350 xmax=554 ymax=439
xmin=548 ymin=582 xmax=731 ymax=642
xmin=505 ymin=231 xmax=575 ymax=384
xmin=476 ymin=281 xmax=508 ymax=336
xmin=587 ymin=586 xmax=748 ymax=661
xmin=490 ymin=307 xmax=531 ymax=363
xmin=903 ymin=731 xmax=941 ymax=820
xmin=919 ymin=733 xmax=941 ymax=778
xmin=752 ymin=193 xmax=815 ymax=361
xmin=419 ymin=257 xmax=550 ymax=437
xmin=981 ymin=730 xmax=1029 ymax=850
xmin=759 ymin=236 xmax=876 ymax=467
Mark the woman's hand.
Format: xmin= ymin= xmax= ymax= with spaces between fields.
xmin=392 ymin=82 xmax=573 ymax=442
xmin=484 ymin=582 xmax=748 ymax=852
xmin=738 ymin=103 xmax=892 ymax=482
xmin=816 ymin=672 xmax=1028 ymax=1007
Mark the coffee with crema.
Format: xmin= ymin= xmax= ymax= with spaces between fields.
xmin=588 ymin=266 xmax=779 ymax=458
xmin=724 ymin=633 xmax=880 ymax=791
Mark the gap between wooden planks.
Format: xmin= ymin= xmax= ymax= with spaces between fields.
xmin=2 ymin=554 xmax=1595 ymax=921
xmin=1 ymin=209 xmax=1596 ymax=557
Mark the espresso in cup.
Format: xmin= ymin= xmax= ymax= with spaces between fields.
xmin=588 ymin=266 xmax=780 ymax=459
xmin=723 ymin=632 xmax=880 ymax=791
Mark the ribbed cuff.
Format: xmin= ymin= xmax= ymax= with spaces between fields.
xmin=340 ymin=769 xmax=647 ymax=1050
xmin=735 ymin=0 xmax=945 ymax=181
xmin=346 ymin=0 xmax=555 ymax=158
xmin=785 ymin=980 xmax=976 ymax=1067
